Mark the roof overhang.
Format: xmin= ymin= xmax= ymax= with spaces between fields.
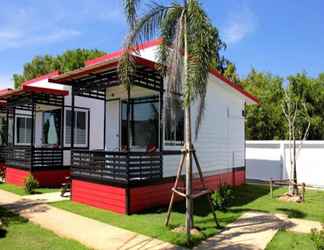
xmin=49 ymin=56 xmax=159 ymax=85
xmin=0 ymin=85 xmax=68 ymax=101
xmin=209 ymin=69 xmax=259 ymax=104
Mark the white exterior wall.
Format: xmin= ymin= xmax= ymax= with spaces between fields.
xmin=163 ymin=75 xmax=246 ymax=177
xmin=246 ymin=141 xmax=324 ymax=188
xmin=138 ymin=45 xmax=247 ymax=177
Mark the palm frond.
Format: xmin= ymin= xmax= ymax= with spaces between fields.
xmin=186 ymin=0 xmax=219 ymax=139
xmin=123 ymin=0 xmax=141 ymax=28
xmin=118 ymin=3 xmax=172 ymax=87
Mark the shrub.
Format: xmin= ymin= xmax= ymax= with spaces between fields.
xmin=311 ymin=226 xmax=324 ymax=250
xmin=0 ymin=168 xmax=5 ymax=182
xmin=211 ymin=184 xmax=235 ymax=211
xmin=24 ymin=174 xmax=39 ymax=194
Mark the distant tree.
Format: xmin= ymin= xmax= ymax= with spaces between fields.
xmin=13 ymin=49 xmax=105 ymax=88
xmin=223 ymin=61 xmax=240 ymax=83
xmin=282 ymin=83 xmax=310 ymax=196
xmin=287 ymin=72 xmax=324 ymax=140
xmin=241 ymin=69 xmax=286 ymax=140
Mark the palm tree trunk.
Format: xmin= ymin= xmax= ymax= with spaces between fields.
xmin=183 ymin=11 xmax=193 ymax=241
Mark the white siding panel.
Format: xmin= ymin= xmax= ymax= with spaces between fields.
xmin=163 ymin=75 xmax=246 ymax=177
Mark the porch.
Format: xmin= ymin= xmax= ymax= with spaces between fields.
xmin=71 ymin=150 xmax=184 ymax=186
xmin=0 ymin=86 xmax=70 ymax=186
xmin=50 ymin=56 xmax=177 ymax=184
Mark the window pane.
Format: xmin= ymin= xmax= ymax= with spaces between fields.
xmin=17 ymin=117 xmax=32 ymax=144
xmin=75 ymin=111 xmax=86 ymax=145
xmin=165 ymin=96 xmax=184 ymax=143
xmin=26 ymin=118 xmax=32 ymax=144
xmin=122 ymin=97 xmax=159 ymax=148
xmin=43 ymin=110 xmax=61 ymax=145
xmin=65 ymin=110 xmax=72 ymax=145
xmin=0 ymin=116 xmax=7 ymax=145
xmin=17 ymin=117 xmax=25 ymax=144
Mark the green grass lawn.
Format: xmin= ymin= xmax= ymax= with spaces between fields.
xmin=0 ymin=206 xmax=88 ymax=250
xmin=266 ymin=230 xmax=316 ymax=250
xmin=53 ymin=196 xmax=241 ymax=247
xmin=52 ymin=184 xmax=324 ymax=247
xmin=231 ymin=184 xmax=324 ymax=222
xmin=0 ymin=183 xmax=60 ymax=196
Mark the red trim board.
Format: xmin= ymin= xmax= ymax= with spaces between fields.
xmin=5 ymin=166 xmax=70 ymax=187
xmin=71 ymin=168 xmax=246 ymax=214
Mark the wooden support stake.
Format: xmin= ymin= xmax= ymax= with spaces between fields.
xmin=270 ymin=179 xmax=273 ymax=198
xmin=165 ymin=153 xmax=185 ymax=226
xmin=193 ymin=150 xmax=219 ymax=227
xmin=301 ymin=182 xmax=305 ymax=202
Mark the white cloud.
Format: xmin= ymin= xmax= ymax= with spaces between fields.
xmin=222 ymin=5 xmax=257 ymax=44
xmin=0 ymin=29 xmax=81 ymax=51
xmin=0 ymin=0 xmax=125 ymax=51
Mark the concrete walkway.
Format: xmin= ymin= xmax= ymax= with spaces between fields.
xmin=23 ymin=191 xmax=69 ymax=203
xmin=0 ymin=189 xmax=183 ymax=250
xmin=195 ymin=212 xmax=323 ymax=250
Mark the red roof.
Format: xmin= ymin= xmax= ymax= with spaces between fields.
xmin=50 ymin=55 xmax=158 ymax=84
xmin=83 ymin=39 xmax=258 ymax=104
xmin=0 ymin=85 xmax=68 ymax=100
xmin=22 ymin=71 xmax=60 ymax=86
xmin=0 ymin=88 xmax=13 ymax=95
xmin=85 ymin=38 xmax=163 ymax=66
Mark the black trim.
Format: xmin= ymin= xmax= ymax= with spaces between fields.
xmin=5 ymin=164 xmax=70 ymax=172
xmin=71 ymin=166 xmax=246 ymax=188
xmin=233 ymin=166 xmax=246 ymax=172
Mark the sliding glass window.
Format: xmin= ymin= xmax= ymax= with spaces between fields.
xmin=122 ymin=96 xmax=159 ymax=149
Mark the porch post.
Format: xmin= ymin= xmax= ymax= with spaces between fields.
xmin=126 ymin=86 xmax=130 ymax=150
xmin=159 ymin=83 xmax=164 ymax=178
xmin=12 ymin=107 xmax=15 ymax=147
xmin=6 ymin=108 xmax=9 ymax=146
xmin=61 ymin=95 xmax=65 ymax=167
xmin=71 ymin=86 xmax=75 ymax=149
xmin=103 ymin=89 xmax=107 ymax=150
xmin=31 ymin=95 xmax=35 ymax=171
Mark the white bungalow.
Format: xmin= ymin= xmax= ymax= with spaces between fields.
xmin=1 ymin=39 xmax=258 ymax=213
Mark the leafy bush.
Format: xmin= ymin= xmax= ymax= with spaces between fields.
xmin=211 ymin=184 xmax=235 ymax=211
xmin=24 ymin=174 xmax=39 ymax=194
xmin=0 ymin=168 xmax=5 ymax=181
xmin=311 ymin=226 xmax=324 ymax=250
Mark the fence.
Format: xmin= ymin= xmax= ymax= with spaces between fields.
xmin=246 ymin=141 xmax=324 ymax=188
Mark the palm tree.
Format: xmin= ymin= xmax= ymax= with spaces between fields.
xmin=119 ymin=0 xmax=225 ymax=241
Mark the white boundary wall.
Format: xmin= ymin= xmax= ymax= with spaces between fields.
xmin=246 ymin=140 xmax=324 ymax=188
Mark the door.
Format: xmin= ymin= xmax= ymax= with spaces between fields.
xmin=106 ymin=100 xmax=120 ymax=150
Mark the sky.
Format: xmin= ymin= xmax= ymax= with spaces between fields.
xmin=0 ymin=0 xmax=324 ymax=88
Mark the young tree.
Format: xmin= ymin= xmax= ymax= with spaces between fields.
xmin=119 ymin=0 xmax=225 ymax=241
xmin=282 ymin=85 xmax=310 ymax=196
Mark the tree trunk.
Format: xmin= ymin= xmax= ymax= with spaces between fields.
xmin=183 ymin=11 xmax=193 ymax=242
xmin=292 ymin=137 xmax=298 ymax=195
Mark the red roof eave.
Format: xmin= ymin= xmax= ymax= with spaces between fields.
xmin=209 ymin=68 xmax=259 ymax=104
xmin=85 ymin=38 xmax=258 ymax=104
xmin=22 ymin=70 xmax=60 ymax=87
xmin=85 ymin=38 xmax=163 ymax=66
xmin=49 ymin=56 xmax=159 ymax=84
xmin=23 ymin=85 xmax=69 ymax=96
xmin=0 ymin=86 xmax=68 ymax=100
